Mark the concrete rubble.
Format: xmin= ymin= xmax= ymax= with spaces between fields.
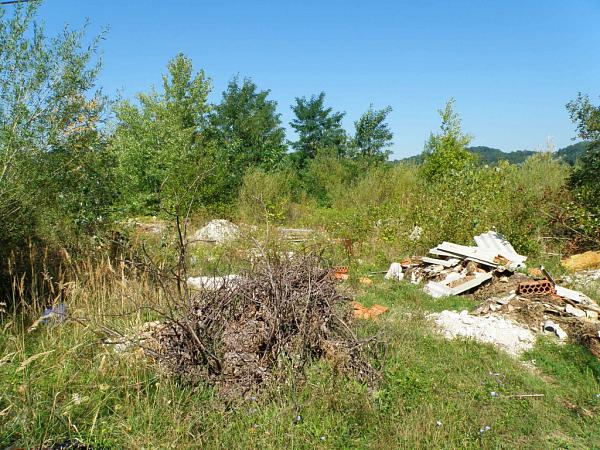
xmin=192 ymin=219 xmax=240 ymax=244
xmin=390 ymin=230 xmax=600 ymax=357
xmin=187 ymin=274 xmax=241 ymax=290
xmin=430 ymin=310 xmax=535 ymax=356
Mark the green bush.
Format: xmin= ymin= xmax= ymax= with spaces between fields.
xmin=237 ymin=168 xmax=296 ymax=224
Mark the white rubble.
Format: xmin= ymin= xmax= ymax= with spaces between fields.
xmin=384 ymin=262 xmax=404 ymax=281
xmin=187 ymin=274 xmax=241 ymax=290
xmin=562 ymin=269 xmax=600 ymax=286
xmin=565 ymin=304 xmax=586 ymax=318
xmin=430 ymin=310 xmax=535 ymax=356
xmin=192 ymin=219 xmax=239 ymax=244
xmin=543 ymin=320 xmax=568 ymax=340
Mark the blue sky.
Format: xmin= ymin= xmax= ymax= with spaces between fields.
xmin=35 ymin=0 xmax=600 ymax=158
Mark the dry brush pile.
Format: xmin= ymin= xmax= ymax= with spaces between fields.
xmin=153 ymin=254 xmax=376 ymax=399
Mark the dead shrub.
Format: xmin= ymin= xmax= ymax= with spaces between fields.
xmin=154 ymin=253 xmax=376 ymax=399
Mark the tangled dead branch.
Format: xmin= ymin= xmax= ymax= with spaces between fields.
xmin=154 ymin=253 xmax=376 ymax=399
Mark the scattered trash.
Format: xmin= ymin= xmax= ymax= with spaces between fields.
xmin=396 ymin=231 xmax=600 ymax=358
xmin=543 ymin=320 xmax=568 ymax=340
xmin=562 ymin=251 xmax=600 ymax=272
xmin=333 ymin=266 xmax=349 ymax=280
xmin=352 ymin=302 xmax=389 ymax=320
xmin=384 ymin=262 xmax=404 ymax=281
xmin=436 ymin=420 xmax=442 ymax=427
xmin=479 ymin=425 xmax=492 ymax=434
xmin=430 ymin=310 xmax=535 ymax=356
xmin=187 ymin=274 xmax=241 ymax=291
xmin=192 ymin=219 xmax=239 ymax=244
xmin=27 ymin=303 xmax=67 ymax=333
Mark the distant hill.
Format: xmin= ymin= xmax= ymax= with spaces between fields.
xmin=397 ymin=142 xmax=588 ymax=166
xmin=555 ymin=142 xmax=588 ymax=165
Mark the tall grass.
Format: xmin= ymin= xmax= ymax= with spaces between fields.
xmin=2 ymin=245 xmax=600 ymax=448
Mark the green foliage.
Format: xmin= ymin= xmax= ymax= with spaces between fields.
xmin=0 ymin=1 xmax=108 ymax=246
xmin=289 ymin=92 xmax=346 ymax=167
xmin=567 ymin=93 xmax=600 ymax=217
xmin=110 ymin=54 xmax=225 ymax=215
xmin=209 ymin=77 xmax=286 ymax=190
xmin=350 ymin=105 xmax=393 ymax=163
xmin=237 ymin=168 xmax=295 ymax=224
xmin=302 ymin=148 xmax=360 ymax=206
xmin=420 ymin=98 xmax=474 ymax=179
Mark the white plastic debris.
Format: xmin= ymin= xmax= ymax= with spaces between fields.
xmin=192 ymin=219 xmax=239 ymax=244
xmin=187 ymin=274 xmax=241 ymax=290
xmin=430 ymin=310 xmax=536 ymax=356
xmin=543 ymin=320 xmax=568 ymax=340
xmin=384 ymin=262 xmax=404 ymax=281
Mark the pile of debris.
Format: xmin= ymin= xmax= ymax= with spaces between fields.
xmin=153 ymin=254 xmax=375 ymax=399
xmin=389 ymin=231 xmax=600 ymax=357
xmin=192 ymin=219 xmax=239 ymax=244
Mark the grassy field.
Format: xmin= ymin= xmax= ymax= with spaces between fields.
xmin=2 ymin=252 xmax=600 ymax=450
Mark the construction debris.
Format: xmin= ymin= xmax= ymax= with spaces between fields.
xmin=192 ymin=219 xmax=239 ymax=244
xmin=543 ymin=320 xmax=568 ymax=340
xmin=430 ymin=310 xmax=535 ymax=356
xmin=333 ymin=266 xmax=349 ymax=280
xmin=517 ymin=280 xmax=555 ymax=296
xmin=384 ymin=262 xmax=404 ymax=281
xmin=396 ymin=230 xmax=600 ymax=357
xmin=187 ymin=274 xmax=241 ymax=291
xmin=352 ymin=301 xmax=389 ymax=319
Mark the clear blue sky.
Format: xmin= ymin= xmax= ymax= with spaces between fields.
xmin=36 ymin=0 xmax=600 ymax=158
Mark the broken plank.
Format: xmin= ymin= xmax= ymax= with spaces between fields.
xmin=422 ymin=257 xmax=461 ymax=267
xmin=450 ymin=272 xmax=493 ymax=295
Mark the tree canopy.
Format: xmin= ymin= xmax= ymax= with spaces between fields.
xmin=289 ymin=92 xmax=346 ymax=167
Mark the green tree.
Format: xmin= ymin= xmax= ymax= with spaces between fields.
xmin=351 ymin=105 xmax=393 ymax=163
xmin=110 ymin=54 xmax=224 ymax=215
xmin=0 ymin=1 xmax=107 ymax=245
xmin=289 ymin=92 xmax=346 ymax=167
xmin=566 ymin=93 xmax=600 ymax=214
xmin=420 ymin=98 xmax=474 ymax=179
xmin=209 ymin=77 xmax=286 ymax=188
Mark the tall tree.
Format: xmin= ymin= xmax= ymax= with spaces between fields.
xmin=110 ymin=54 xmax=224 ymax=214
xmin=0 ymin=0 xmax=107 ymax=244
xmin=351 ymin=105 xmax=393 ymax=163
xmin=289 ymin=92 xmax=346 ymax=166
xmin=210 ymin=77 xmax=286 ymax=187
xmin=566 ymin=93 xmax=600 ymax=214
xmin=420 ymin=98 xmax=474 ymax=179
